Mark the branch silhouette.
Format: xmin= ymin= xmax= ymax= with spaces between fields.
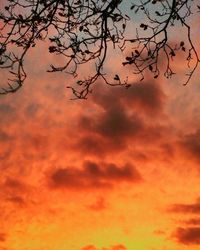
xmin=0 ymin=0 xmax=199 ymax=98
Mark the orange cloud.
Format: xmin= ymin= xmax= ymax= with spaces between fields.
xmin=93 ymin=81 xmax=166 ymax=115
xmin=183 ymin=218 xmax=200 ymax=226
xmin=0 ymin=233 xmax=6 ymax=242
xmin=82 ymin=245 xmax=97 ymax=250
xmin=49 ymin=160 xmax=142 ymax=190
xmin=169 ymin=197 xmax=200 ymax=214
xmin=178 ymin=129 xmax=200 ymax=164
xmin=168 ymin=198 xmax=200 ymax=246
xmin=73 ymin=80 xmax=168 ymax=159
xmin=173 ymin=227 xmax=200 ymax=245
xmin=87 ymin=197 xmax=107 ymax=211
xmin=81 ymin=244 xmax=127 ymax=250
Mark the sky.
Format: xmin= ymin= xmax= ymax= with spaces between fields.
xmin=0 ymin=2 xmax=200 ymax=250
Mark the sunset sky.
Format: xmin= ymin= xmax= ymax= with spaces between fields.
xmin=0 ymin=1 xmax=200 ymax=250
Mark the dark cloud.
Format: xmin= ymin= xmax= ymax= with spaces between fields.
xmin=96 ymin=107 xmax=143 ymax=139
xmin=76 ymin=112 xmax=168 ymax=157
xmin=78 ymin=105 xmax=144 ymax=140
xmin=173 ymin=227 xmax=200 ymax=245
xmin=6 ymin=196 xmax=25 ymax=206
xmin=89 ymin=81 xmax=165 ymax=141
xmin=0 ymin=130 xmax=12 ymax=142
xmin=0 ymin=104 xmax=15 ymax=114
xmin=169 ymin=199 xmax=200 ymax=245
xmin=73 ymin=136 xmax=108 ymax=157
xmin=49 ymin=161 xmax=142 ymax=190
xmin=4 ymin=177 xmax=26 ymax=191
xmin=169 ymin=198 xmax=200 ymax=214
xmin=1 ymin=177 xmax=31 ymax=206
xmin=75 ymin=82 xmax=168 ymax=157
xmin=118 ymin=82 xmax=165 ymax=115
xmin=25 ymin=103 xmax=41 ymax=117
xmin=0 ymin=103 xmax=17 ymax=124
xmin=93 ymin=81 xmax=165 ymax=115
xmin=178 ymin=129 xmax=200 ymax=163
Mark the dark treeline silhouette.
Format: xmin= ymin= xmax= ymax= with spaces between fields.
xmin=0 ymin=0 xmax=199 ymax=98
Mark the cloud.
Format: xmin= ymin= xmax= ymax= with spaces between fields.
xmin=87 ymin=197 xmax=107 ymax=211
xmin=74 ymin=81 xmax=168 ymax=158
xmin=6 ymin=196 xmax=25 ymax=206
xmin=173 ymin=227 xmax=200 ymax=245
xmin=0 ymin=233 xmax=6 ymax=242
xmin=21 ymin=133 xmax=50 ymax=161
xmin=0 ymin=130 xmax=12 ymax=142
xmin=1 ymin=177 xmax=32 ymax=208
xmin=78 ymin=102 xmax=144 ymax=141
xmin=178 ymin=129 xmax=200 ymax=163
xmin=111 ymin=245 xmax=127 ymax=250
xmin=183 ymin=218 xmax=200 ymax=226
xmin=81 ymin=246 xmax=96 ymax=250
xmin=25 ymin=103 xmax=42 ymax=117
xmin=3 ymin=177 xmax=27 ymax=192
xmin=169 ymin=198 xmax=200 ymax=245
xmin=169 ymin=197 xmax=200 ymax=214
xmin=93 ymin=81 xmax=165 ymax=115
xmin=81 ymin=244 xmax=127 ymax=250
xmin=118 ymin=81 xmax=166 ymax=115
xmin=95 ymin=107 xmax=143 ymax=139
xmin=73 ymin=135 xmax=110 ymax=157
xmin=0 ymin=103 xmax=17 ymax=124
xmin=49 ymin=161 xmax=142 ymax=190
xmin=0 ymin=104 xmax=15 ymax=114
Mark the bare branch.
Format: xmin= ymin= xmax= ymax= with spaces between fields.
xmin=0 ymin=0 xmax=199 ymax=98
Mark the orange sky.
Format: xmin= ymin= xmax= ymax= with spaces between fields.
xmin=1 ymin=11 xmax=200 ymax=250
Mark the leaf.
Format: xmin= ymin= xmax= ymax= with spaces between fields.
xmin=126 ymin=56 xmax=132 ymax=61
xmin=170 ymin=50 xmax=175 ymax=57
xmin=135 ymin=50 xmax=139 ymax=55
xmin=76 ymin=80 xmax=83 ymax=85
xmin=140 ymin=23 xmax=148 ymax=30
xmin=155 ymin=11 xmax=161 ymax=16
xmin=149 ymin=65 xmax=153 ymax=71
xmin=114 ymin=74 xmax=120 ymax=80
xmin=49 ymin=46 xmax=57 ymax=53
xmin=125 ymin=84 xmax=131 ymax=89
